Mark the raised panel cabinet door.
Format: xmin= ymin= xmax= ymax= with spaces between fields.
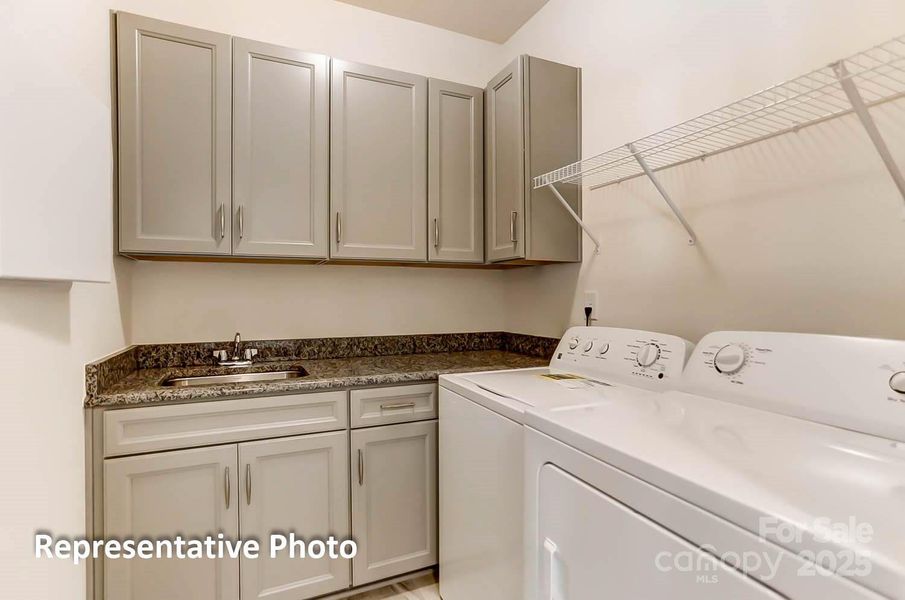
xmin=104 ymin=445 xmax=239 ymax=600
xmin=428 ymin=79 xmax=484 ymax=263
xmin=330 ymin=60 xmax=428 ymax=261
xmin=233 ymin=39 xmax=329 ymax=258
xmin=116 ymin=13 xmax=232 ymax=255
xmin=485 ymin=57 xmax=526 ymax=262
xmin=351 ymin=420 xmax=438 ymax=586
xmin=238 ymin=431 xmax=351 ymax=600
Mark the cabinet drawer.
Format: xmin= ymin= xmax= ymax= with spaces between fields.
xmin=350 ymin=384 xmax=437 ymax=428
xmin=104 ymin=392 xmax=348 ymax=457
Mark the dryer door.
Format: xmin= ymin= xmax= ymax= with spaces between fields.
xmin=537 ymin=464 xmax=783 ymax=599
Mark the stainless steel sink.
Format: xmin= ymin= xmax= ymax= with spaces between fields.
xmin=163 ymin=368 xmax=308 ymax=387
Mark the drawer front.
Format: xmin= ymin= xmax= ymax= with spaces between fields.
xmin=104 ymin=391 xmax=348 ymax=457
xmin=350 ymin=384 xmax=437 ymax=428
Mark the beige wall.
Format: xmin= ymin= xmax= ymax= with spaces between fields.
xmin=0 ymin=2 xmax=501 ymax=599
xmin=501 ymin=0 xmax=905 ymax=343
xmin=130 ymin=261 xmax=507 ymax=343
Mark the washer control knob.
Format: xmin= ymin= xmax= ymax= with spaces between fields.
xmin=890 ymin=372 xmax=905 ymax=394
xmin=568 ymin=337 xmax=580 ymax=350
xmin=583 ymin=341 xmax=594 ymax=353
xmin=636 ymin=343 xmax=661 ymax=368
xmin=598 ymin=343 xmax=610 ymax=355
xmin=714 ymin=344 xmax=746 ymax=375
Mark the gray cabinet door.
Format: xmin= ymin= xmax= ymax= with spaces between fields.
xmin=117 ymin=13 xmax=232 ymax=255
xmin=104 ymin=445 xmax=239 ymax=600
xmin=524 ymin=56 xmax=582 ymax=262
xmin=485 ymin=57 xmax=525 ymax=262
xmin=330 ymin=60 xmax=427 ymax=261
xmin=233 ymin=39 xmax=329 ymax=258
xmin=428 ymin=79 xmax=484 ymax=263
xmin=351 ymin=420 xmax=438 ymax=585
xmin=239 ymin=432 xmax=350 ymax=600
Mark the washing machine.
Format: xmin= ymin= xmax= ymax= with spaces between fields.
xmin=524 ymin=331 xmax=905 ymax=600
xmin=438 ymin=326 xmax=694 ymax=600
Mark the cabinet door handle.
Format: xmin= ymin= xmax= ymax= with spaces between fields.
xmin=336 ymin=212 xmax=342 ymax=244
xmin=224 ymin=466 xmax=230 ymax=509
xmin=510 ymin=211 xmax=518 ymax=243
xmin=381 ymin=401 xmax=416 ymax=410
xmin=218 ymin=205 xmax=226 ymax=241
xmin=357 ymin=449 xmax=364 ymax=486
xmin=245 ymin=464 xmax=251 ymax=505
xmin=238 ymin=206 xmax=245 ymax=240
xmin=433 ymin=218 xmax=440 ymax=248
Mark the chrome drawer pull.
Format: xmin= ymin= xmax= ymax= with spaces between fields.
xmin=380 ymin=402 xmax=416 ymax=410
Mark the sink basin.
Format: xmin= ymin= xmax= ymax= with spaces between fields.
xmin=163 ymin=368 xmax=308 ymax=387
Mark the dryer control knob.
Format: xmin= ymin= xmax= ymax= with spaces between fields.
xmin=714 ymin=344 xmax=746 ymax=375
xmin=568 ymin=337 xmax=580 ymax=350
xmin=598 ymin=343 xmax=610 ymax=355
xmin=636 ymin=343 xmax=661 ymax=368
xmin=583 ymin=341 xmax=594 ymax=353
xmin=890 ymin=371 xmax=905 ymax=394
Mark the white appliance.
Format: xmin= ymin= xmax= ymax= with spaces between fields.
xmin=524 ymin=331 xmax=905 ymax=600
xmin=439 ymin=326 xmax=693 ymax=600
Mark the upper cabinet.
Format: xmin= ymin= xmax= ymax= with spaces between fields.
xmin=114 ymin=13 xmax=581 ymax=267
xmin=232 ymin=39 xmax=329 ymax=258
xmin=485 ymin=58 xmax=525 ymax=262
xmin=485 ymin=56 xmax=582 ymax=263
xmin=117 ymin=13 xmax=232 ymax=255
xmin=330 ymin=61 xmax=428 ymax=261
xmin=428 ymin=79 xmax=484 ymax=263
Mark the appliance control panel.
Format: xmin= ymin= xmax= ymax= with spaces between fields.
xmin=680 ymin=331 xmax=905 ymax=443
xmin=550 ymin=326 xmax=694 ymax=391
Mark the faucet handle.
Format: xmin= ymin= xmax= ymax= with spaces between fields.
xmin=212 ymin=350 xmax=228 ymax=362
xmin=244 ymin=348 xmax=259 ymax=360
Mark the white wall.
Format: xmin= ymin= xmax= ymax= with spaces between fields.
xmin=0 ymin=2 xmax=502 ymax=599
xmin=501 ymin=0 xmax=905 ymax=342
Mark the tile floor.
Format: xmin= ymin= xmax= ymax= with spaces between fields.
xmin=347 ymin=573 xmax=440 ymax=599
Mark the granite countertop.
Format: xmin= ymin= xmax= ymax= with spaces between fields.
xmin=87 ymin=350 xmax=548 ymax=408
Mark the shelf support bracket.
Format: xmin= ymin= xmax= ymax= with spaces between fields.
xmin=833 ymin=60 xmax=905 ymax=205
xmin=628 ymin=143 xmax=697 ymax=245
xmin=545 ymin=183 xmax=601 ymax=254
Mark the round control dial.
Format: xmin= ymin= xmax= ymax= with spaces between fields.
xmin=598 ymin=343 xmax=610 ymax=356
xmin=636 ymin=343 xmax=661 ymax=368
xmin=568 ymin=337 xmax=580 ymax=350
xmin=890 ymin=371 xmax=905 ymax=394
xmin=714 ymin=344 xmax=746 ymax=375
xmin=583 ymin=341 xmax=594 ymax=353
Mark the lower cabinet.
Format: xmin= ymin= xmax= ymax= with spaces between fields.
xmin=104 ymin=433 xmax=350 ymax=600
xmin=104 ymin=445 xmax=240 ymax=600
xmin=98 ymin=387 xmax=438 ymax=600
xmin=350 ymin=420 xmax=438 ymax=586
xmin=239 ymin=432 xmax=350 ymax=600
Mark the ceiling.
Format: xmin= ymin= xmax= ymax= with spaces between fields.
xmin=335 ymin=0 xmax=550 ymax=43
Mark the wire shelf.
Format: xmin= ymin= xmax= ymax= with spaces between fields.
xmin=533 ymin=34 xmax=905 ymax=190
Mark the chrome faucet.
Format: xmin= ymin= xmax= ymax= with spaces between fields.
xmin=213 ymin=332 xmax=258 ymax=367
xmin=232 ymin=332 xmax=243 ymax=361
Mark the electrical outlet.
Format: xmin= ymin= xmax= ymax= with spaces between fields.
xmin=583 ymin=290 xmax=598 ymax=322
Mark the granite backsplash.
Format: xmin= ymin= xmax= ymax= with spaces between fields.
xmin=86 ymin=331 xmax=559 ymax=398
